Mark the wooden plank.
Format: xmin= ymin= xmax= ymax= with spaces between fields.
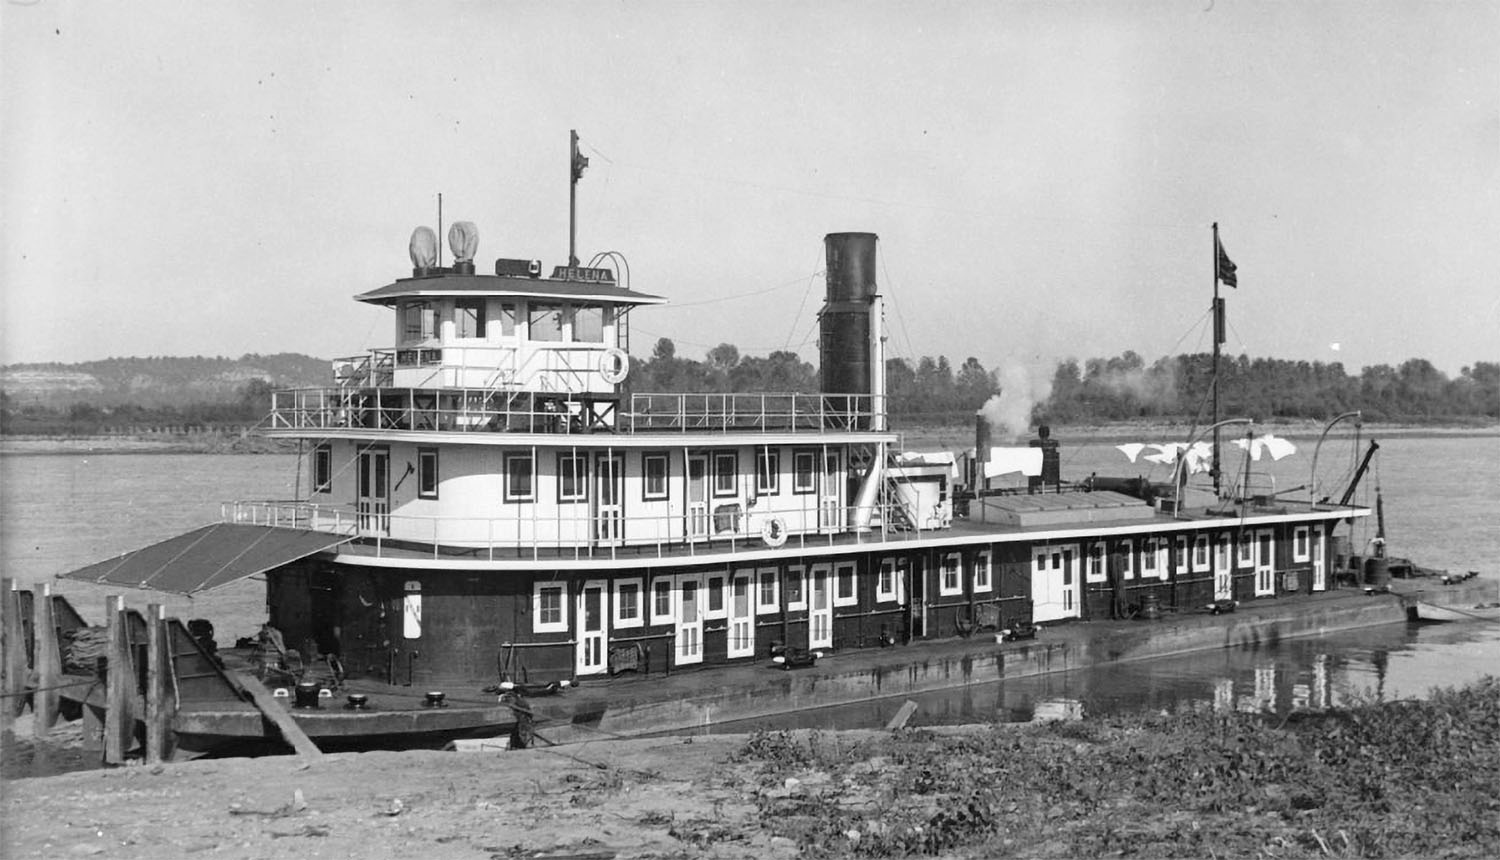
xmin=32 ymin=583 xmax=61 ymax=733
xmin=885 ymin=699 xmax=919 ymax=730
xmin=103 ymin=595 xmax=133 ymax=765
xmin=232 ymin=672 xmax=323 ymax=759
xmin=144 ymin=604 xmax=170 ymax=765
xmin=1 ymin=579 xmax=25 ymax=720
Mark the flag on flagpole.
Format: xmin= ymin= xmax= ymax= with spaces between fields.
xmin=1216 ymin=234 xmax=1238 ymax=288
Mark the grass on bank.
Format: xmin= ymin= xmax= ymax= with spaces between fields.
xmin=732 ymin=677 xmax=1500 ymax=858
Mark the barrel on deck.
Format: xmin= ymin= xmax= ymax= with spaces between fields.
xmin=1364 ymin=557 xmax=1391 ymax=588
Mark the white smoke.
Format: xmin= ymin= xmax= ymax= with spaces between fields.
xmin=1093 ymin=361 xmax=1178 ymax=408
xmin=979 ymin=361 xmax=1054 ymax=441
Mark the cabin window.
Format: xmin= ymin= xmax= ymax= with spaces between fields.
xmin=401 ymin=302 xmax=437 ymax=342
xmin=1141 ymin=538 xmax=1157 ymax=577
xmin=713 ymin=452 xmax=738 ymax=497
xmin=877 ymin=558 xmax=899 ymax=602
xmin=417 ymin=447 xmax=439 ymax=499
xmin=792 ymin=450 xmax=817 ymax=494
xmin=755 ymin=449 xmax=780 ymax=495
xmin=1216 ymin=533 xmax=1231 ymax=571
xmin=558 ymin=454 xmax=587 ymax=502
xmin=1121 ymin=538 xmax=1135 ymax=580
xmin=1293 ymin=526 xmax=1310 ymax=562
xmin=756 ymin=568 xmax=779 ymax=614
xmin=455 ymin=299 xmax=486 ymax=339
xmin=973 ymin=550 xmax=993 ymax=593
xmin=529 ymin=304 xmax=565 ymax=342
xmin=614 ymin=579 xmax=643 ymax=629
xmin=939 ymin=553 xmax=962 ymax=596
xmin=642 ymin=453 xmax=669 ymax=500
xmin=1193 ymin=535 xmax=1209 ymax=570
xmin=504 ymin=453 xmax=535 ymax=502
xmin=1237 ymin=534 xmax=1254 ymax=567
xmin=786 ymin=566 xmax=806 ymax=610
xmin=497 ymin=302 xmax=518 ymax=337
xmin=573 ymin=306 xmax=604 ymax=343
xmin=1086 ymin=544 xmax=1106 ymax=583
xmin=705 ymin=574 xmax=726 ymax=618
xmin=313 ymin=444 xmax=332 ymax=494
xmin=1174 ymin=536 xmax=1188 ymax=574
xmin=651 ymin=579 xmax=674 ymax=624
xmin=834 ymin=562 xmax=857 ymax=606
xmin=533 ymin=583 xmax=567 ymax=633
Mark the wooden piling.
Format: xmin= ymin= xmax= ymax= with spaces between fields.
xmin=144 ymin=604 xmax=171 ymax=764
xmin=103 ymin=595 xmax=133 ymax=765
xmin=32 ymin=583 xmax=61 ymax=734
xmin=1 ymin=578 xmax=25 ymax=720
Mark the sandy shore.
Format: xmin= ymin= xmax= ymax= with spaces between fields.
xmin=1 ymin=726 xmax=798 ymax=860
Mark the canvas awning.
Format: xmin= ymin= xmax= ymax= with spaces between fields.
xmin=58 ymin=523 xmax=351 ymax=595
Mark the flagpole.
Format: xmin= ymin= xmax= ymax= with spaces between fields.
xmin=1211 ymin=222 xmax=1221 ymax=498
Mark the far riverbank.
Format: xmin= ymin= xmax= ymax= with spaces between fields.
xmin=3 ymin=421 xmax=1496 ymax=456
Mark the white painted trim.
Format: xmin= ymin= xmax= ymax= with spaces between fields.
xmin=755 ymin=567 xmax=780 ymax=615
xmin=785 ymin=565 xmax=808 ymax=611
xmin=533 ymin=581 xmax=568 ymax=634
xmin=649 ymin=577 xmax=674 ymax=625
xmin=973 ymin=550 xmax=993 ymax=593
xmin=938 ymin=552 xmax=963 ymax=597
xmin=612 ymin=577 xmax=644 ymax=629
xmin=833 ymin=561 xmax=858 ymax=607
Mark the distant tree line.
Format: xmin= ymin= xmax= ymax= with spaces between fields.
xmin=3 ymin=343 xmax=1496 ymax=436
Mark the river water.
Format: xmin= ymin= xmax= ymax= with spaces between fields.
xmin=2 ymin=433 xmax=1497 ymax=734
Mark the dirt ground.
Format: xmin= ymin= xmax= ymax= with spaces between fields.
xmin=2 ymin=724 xmax=793 ymax=860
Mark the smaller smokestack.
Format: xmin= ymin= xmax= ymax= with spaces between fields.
xmin=1027 ymin=425 xmax=1061 ymax=494
xmin=974 ymin=412 xmax=992 ymax=493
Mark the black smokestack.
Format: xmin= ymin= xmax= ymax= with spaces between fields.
xmin=819 ymin=233 xmax=878 ymax=397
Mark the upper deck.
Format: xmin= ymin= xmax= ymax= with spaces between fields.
xmin=265 ymin=388 xmax=886 ymax=440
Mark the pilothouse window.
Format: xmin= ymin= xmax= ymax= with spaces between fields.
xmin=573 ymin=306 xmax=604 ymax=343
xmin=402 ymin=302 xmax=437 ymax=342
xmin=455 ymin=299 xmax=486 ymax=339
xmin=529 ymin=304 xmax=565 ymax=342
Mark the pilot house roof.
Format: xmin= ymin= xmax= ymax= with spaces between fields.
xmin=355 ymin=273 xmax=667 ymax=307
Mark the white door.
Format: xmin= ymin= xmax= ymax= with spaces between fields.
xmin=808 ymin=565 xmax=833 ymax=650
xmin=1214 ymin=532 xmax=1234 ymax=601
xmin=676 ymin=576 xmax=703 ymax=665
xmin=686 ymin=456 xmax=709 ymax=540
xmin=818 ymin=450 xmax=841 ymax=532
xmin=593 ymin=454 xmax=623 ymax=545
xmin=1311 ymin=525 xmax=1326 ymax=591
xmin=1255 ymin=530 xmax=1276 ymax=596
xmin=1031 ymin=545 xmax=1081 ymax=623
xmin=727 ymin=573 xmax=755 ymax=658
xmin=576 ymin=580 xmax=607 ymax=675
xmin=357 ymin=447 xmax=390 ymax=534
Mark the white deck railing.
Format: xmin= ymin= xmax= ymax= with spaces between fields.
xmin=267 ymin=388 xmax=879 ymax=436
xmin=221 ymin=498 xmax=927 ymax=562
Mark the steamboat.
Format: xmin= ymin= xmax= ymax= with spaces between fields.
xmin=36 ymin=136 xmax=1462 ymax=758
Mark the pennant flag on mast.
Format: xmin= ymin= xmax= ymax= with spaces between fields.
xmin=1216 ymin=233 xmax=1238 ymax=288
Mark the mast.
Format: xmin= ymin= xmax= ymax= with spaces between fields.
xmin=569 ymin=130 xmax=589 ymax=267
xmin=1211 ymin=222 xmax=1222 ymax=498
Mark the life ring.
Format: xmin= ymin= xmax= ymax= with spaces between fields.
xmin=760 ymin=516 xmax=788 ymax=547
xmin=599 ymin=347 xmax=630 ymax=384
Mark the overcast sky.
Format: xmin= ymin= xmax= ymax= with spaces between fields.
xmin=3 ymin=2 xmax=1496 ymax=380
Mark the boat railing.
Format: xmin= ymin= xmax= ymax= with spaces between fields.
xmin=222 ymin=500 xmax=361 ymax=534
xmin=267 ymin=388 xmax=879 ymax=435
xmin=221 ymin=498 xmax=931 ymax=562
xmin=625 ymin=392 xmax=877 ymax=433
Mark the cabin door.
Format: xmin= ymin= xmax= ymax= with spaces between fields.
xmin=1213 ymin=532 xmax=1234 ymax=602
xmin=727 ymin=572 xmax=755 ymax=659
xmin=357 ymin=447 xmax=390 ymax=535
xmin=818 ymin=450 xmax=842 ymax=532
xmin=1031 ymin=545 xmax=1081 ymax=623
xmin=1255 ymin=530 xmax=1276 ymax=596
xmin=676 ymin=575 xmax=703 ymax=665
xmin=576 ymin=580 xmax=608 ymax=676
xmin=1310 ymin=525 xmax=1327 ymax=591
xmin=808 ymin=564 xmax=833 ymax=650
xmin=593 ymin=454 xmax=624 ymax=546
xmin=686 ymin=456 xmax=709 ymax=540
xmin=906 ymin=556 xmax=927 ymax=638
